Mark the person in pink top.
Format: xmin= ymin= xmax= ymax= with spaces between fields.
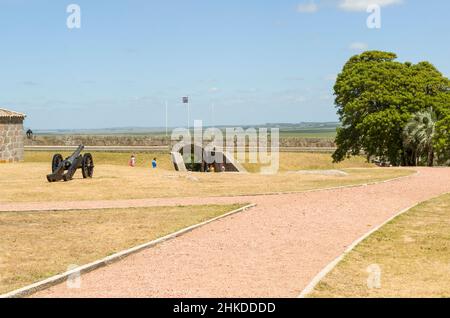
xmin=129 ymin=154 xmax=136 ymax=167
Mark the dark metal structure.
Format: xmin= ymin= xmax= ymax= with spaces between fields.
xmin=172 ymin=144 xmax=243 ymax=173
xmin=46 ymin=145 xmax=94 ymax=182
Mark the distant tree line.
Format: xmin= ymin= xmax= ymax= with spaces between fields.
xmin=332 ymin=51 xmax=450 ymax=166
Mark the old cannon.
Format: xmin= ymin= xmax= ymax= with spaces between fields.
xmin=47 ymin=145 xmax=94 ymax=182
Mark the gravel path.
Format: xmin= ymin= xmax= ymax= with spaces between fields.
xmin=27 ymin=168 xmax=450 ymax=297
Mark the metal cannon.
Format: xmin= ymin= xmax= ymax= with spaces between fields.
xmin=46 ymin=145 xmax=94 ymax=182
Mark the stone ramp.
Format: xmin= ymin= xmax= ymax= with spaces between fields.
xmin=170 ymin=151 xmax=187 ymax=172
xmin=222 ymin=151 xmax=247 ymax=173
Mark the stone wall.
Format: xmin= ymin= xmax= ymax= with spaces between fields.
xmin=24 ymin=135 xmax=336 ymax=148
xmin=0 ymin=117 xmax=25 ymax=163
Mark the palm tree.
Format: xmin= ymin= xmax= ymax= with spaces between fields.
xmin=403 ymin=108 xmax=437 ymax=166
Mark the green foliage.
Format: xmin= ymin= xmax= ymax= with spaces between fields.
xmin=332 ymin=51 xmax=450 ymax=166
xmin=403 ymin=108 xmax=437 ymax=166
xmin=434 ymin=116 xmax=450 ymax=165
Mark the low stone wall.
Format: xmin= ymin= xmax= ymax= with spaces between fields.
xmin=25 ymin=135 xmax=170 ymax=147
xmin=0 ymin=118 xmax=25 ymax=163
xmin=25 ymin=135 xmax=336 ymax=148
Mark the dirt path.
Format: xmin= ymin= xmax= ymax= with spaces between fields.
xmin=25 ymin=168 xmax=450 ymax=297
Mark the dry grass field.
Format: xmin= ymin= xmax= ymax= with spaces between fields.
xmin=243 ymin=152 xmax=372 ymax=173
xmin=24 ymin=151 xmax=372 ymax=173
xmin=25 ymin=151 xmax=174 ymax=170
xmin=0 ymin=204 xmax=244 ymax=294
xmin=0 ymin=161 xmax=411 ymax=203
xmin=309 ymin=193 xmax=450 ymax=298
xmin=0 ymin=151 xmax=416 ymax=295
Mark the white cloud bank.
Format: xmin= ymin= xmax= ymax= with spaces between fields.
xmin=349 ymin=42 xmax=369 ymax=50
xmin=297 ymin=1 xmax=319 ymax=13
xmin=339 ymin=0 xmax=403 ymax=12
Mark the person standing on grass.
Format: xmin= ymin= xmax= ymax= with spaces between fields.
xmin=152 ymin=158 xmax=157 ymax=169
xmin=129 ymin=154 xmax=136 ymax=167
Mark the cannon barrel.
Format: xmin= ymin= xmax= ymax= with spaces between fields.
xmin=66 ymin=145 xmax=85 ymax=165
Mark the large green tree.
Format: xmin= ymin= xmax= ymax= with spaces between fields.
xmin=332 ymin=51 xmax=450 ymax=166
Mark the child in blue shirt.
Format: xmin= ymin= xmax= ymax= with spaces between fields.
xmin=152 ymin=158 xmax=157 ymax=169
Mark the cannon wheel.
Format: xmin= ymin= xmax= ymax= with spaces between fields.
xmin=52 ymin=154 xmax=64 ymax=173
xmin=82 ymin=153 xmax=94 ymax=178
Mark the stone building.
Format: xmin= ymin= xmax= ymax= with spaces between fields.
xmin=0 ymin=108 xmax=26 ymax=163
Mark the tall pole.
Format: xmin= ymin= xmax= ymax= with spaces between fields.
xmin=165 ymin=101 xmax=168 ymax=137
xmin=187 ymin=99 xmax=190 ymax=131
xmin=183 ymin=96 xmax=190 ymax=131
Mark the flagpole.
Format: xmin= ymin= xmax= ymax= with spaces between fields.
xmin=165 ymin=101 xmax=168 ymax=137
xmin=211 ymin=103 xmax=215 ymax=127
xmin=187 ymin=97 xmax=190 ymax=131
xmin=182 ymin=96 xmax=190 ymax=131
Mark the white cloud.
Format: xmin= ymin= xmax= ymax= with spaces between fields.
xmin=339 ymin=0 xmax=403 ymax=12
xmin=294 ymin=96 xmax=307 ymax=103
xmin=324 ymin=74 xmax=337 ymax=81
xmin=349 ymin=42 xmax=369 ymax=51
xmin=21 ymin=81 xmax=39 ymax=86
xmin=285 ymin=76 xmax=305 ymax=81
xmin=297 ymin=1 xmax=319 ymax=13
xmin=319 ymin=94 xmax=334 ymax=100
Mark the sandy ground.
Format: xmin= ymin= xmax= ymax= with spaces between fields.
xmin=16 ymin=167 xmax=450 ymax=298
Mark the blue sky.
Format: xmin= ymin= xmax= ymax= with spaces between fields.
xmin=1 ymin=0 xmax=449 ymax=129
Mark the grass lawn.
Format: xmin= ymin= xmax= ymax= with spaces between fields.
xmin=243 ymin=152 xmax=372 ymax=173
xmin=0 ymin=204 xmax=244 ymax=294
xmin=279 ymin=129 xmax=337 ymax=139
xmin=309 ymin=193 xmax=450 ymax=298
xmin=0 ymin=162 xmax=413 ymax=203
xmin=25 ymin=151 xmax=174 ymax=170
xmin=24 ymin=150 xmax=372 ymax=173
